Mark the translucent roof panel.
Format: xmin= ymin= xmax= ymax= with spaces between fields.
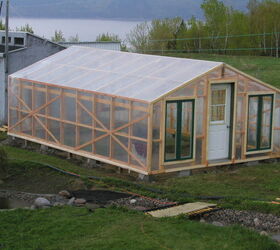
xmin=11 ymin=46 xmax=223 ymax=102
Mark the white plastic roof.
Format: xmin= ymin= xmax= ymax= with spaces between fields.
xmin=11 ymin=46 xmax=222 ymax=102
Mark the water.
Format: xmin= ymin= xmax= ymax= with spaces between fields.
xmin=0 ymin=197 xmax=30 ymax=209
xmin=8 ymin=18 xmax=143 ymax=41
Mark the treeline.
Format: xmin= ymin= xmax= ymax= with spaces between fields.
xmin=127 ymin=0 xmax=280 ymax=57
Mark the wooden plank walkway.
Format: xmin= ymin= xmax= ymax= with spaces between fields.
xmin=147 ymin=202 xmax=217 ymax=218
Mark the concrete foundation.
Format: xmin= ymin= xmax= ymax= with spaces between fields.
xmin=137 ymin=173 xmax=150 ymax=182
xmin=244 ymin=161 xmax=260 ymax=167
xmin=178 ymin=170 xmax=192 ymax=177
xmin=40 ymin=145 xmax=49 ymax=152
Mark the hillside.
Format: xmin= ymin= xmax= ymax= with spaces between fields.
xmin=10 ymin=0 xmax=247 ymax=20
xmin=165 ymin=53 xmax=280 ymax=89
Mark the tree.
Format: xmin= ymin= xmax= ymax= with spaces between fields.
xmin=0 ymin=20 xmax=5 ymax=30
xmin=16 ymin=24 xmax=34 ymax=34
xmin=51 ymin=30 xmax=66 ymax=42
xmin=126 ymin=22 xmax=150 ymax=52
xmin=178 ymin=16 xmax=205 ymax=52
xmin=149 ymin=17 xmax=183 ymax=53
xmin=259 ymin=0 xmax=280 ymax=57
xmin=96 ymin=32 xmax=127 ymax=51
xmin=227 ymin=10 xmax=250 ymax=54
xmin=248 ymin=0 xmax=280 ymax=57
xmin=175 ymin=20 xmax=189 ymax=51
xmin=247 ymin=0 xmax=259 ymax=15
xmin=68 ymin=34 xmax=79 ymax=42
xmin=96 ymin=32 xmax=121 ymax=42
xmin=201 ymin=0 xmax=229 ymax=50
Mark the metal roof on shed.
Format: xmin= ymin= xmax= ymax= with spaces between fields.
xmin=11 ymin=46 xmax=222 ymax=102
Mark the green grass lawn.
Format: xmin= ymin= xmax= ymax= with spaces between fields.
xmin=0 ymin=206 xmax=278 ymax=250
xmin=2 ymin=145 xmax=280 ymax=215
xmin=165 ymin=53 xmax=280 ymax=88
xmin=151 ymin=164 xmax=280 ymax=201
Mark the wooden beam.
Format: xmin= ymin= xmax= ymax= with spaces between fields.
xmin=18 ymin=77 xmax=150 ymax=105
xmin=110 ymin=97 xmax=114 ymax=159
xmin=77 ymin=99 xmax=108 ymax=131
xmin=8 ymin=132 xmax=149 ymax=175
xmin=9 ymin=90 xmax=61 ymax=131
xmin=75 ymin=133 xmax=109 ymax=151
xmin=111 ymin=135 xmax=146 ymax=169
xmin=146 ymin=103 xmax=153 ymax=172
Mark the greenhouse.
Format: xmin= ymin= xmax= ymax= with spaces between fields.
xmin=8 ymin=46 xmax=280 ymax=175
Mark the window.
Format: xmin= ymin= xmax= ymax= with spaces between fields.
xmin=14 ymin=37 xmax=24 ymax=45
xmin=211 ymin=89 xmax=226 ymax=123
xmin=165 ymin=100 xmax=195 ymax=162
xmin=2 ymin=37 xmax=11 ymax=43
xmin=247 ymin=94 xmax=273 ymax=152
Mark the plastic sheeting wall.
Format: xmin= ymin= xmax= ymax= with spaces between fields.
xmin=9 ymin=79 xmax=149 ymax=172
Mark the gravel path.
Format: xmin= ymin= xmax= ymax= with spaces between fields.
xmin=203 ymin=209 xmax=280 ymax=233
xmin=109 ymin=196 xmax=176 ymax=211
xmin=0 ymin=190 xmax=67 ymax=205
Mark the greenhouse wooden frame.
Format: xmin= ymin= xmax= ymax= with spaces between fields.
xmin=8 ymin=47 xmax=280 ymax=175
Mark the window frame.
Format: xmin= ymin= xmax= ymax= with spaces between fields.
xmin=246 ymin=93 xmax=274 ymax=153
xmin=164 ymin=99 xmax=195 ymax=163
xmin=14 ymin=37 xmax=24 ymax=45
xmin=210 ymin=88 xmax=228 ymax=125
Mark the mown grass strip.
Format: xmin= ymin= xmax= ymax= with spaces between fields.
xmin=0 ymin=207 xmax=279 ymax=250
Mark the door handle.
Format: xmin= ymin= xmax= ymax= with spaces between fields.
xmin=227 ymin=125 xmax=231 ymax=129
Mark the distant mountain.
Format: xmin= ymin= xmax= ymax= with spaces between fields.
xmin=10 ymin=0 xmax=248 ymax=20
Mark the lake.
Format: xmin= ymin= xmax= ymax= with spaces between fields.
xmin=9 ymin=18 xmax=143 ymax=41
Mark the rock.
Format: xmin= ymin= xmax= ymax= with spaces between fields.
xmin=254 ymin=218 xmax=260 ymax=227
xmin=53 ymin=202 xmax=65 ymax=207
xmin=86 ymin=203 xmax=100 ymax=211
xmin=133 ymin=206 xmax=148 ymax=211
xmin=202 ymin=208 xmax=280 ymax=232
xmin=74 ymin=198 xmax=86 ymax=205
xmin=34 ymin=197 xmax=51 ymax=208
xmin=260 ymin=231 xmax=268 ymax=236
xmin=130 ymin=199 xmax=137 ymax=204
xmin=58 ymin=190 xmax=71 ymax=199
xmin=41 ymin=206 xmax=51 ymax=209
xmin=212 ymin=221 xmax=224 ymax=227
xmin=200 ymin=218 xmax=206 ymax=223
xmin=67 ymin=197 xmax=75 ymax=206
xmin=271 ymin=234 xmax=280 ymax=242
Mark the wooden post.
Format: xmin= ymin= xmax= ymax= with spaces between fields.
xmin=110 ymin=97 xmax=115 ymax=159
xmin=159 ymin=100 xmax=165 ymax=171
xmin=147 ymin=103 xmax=153 ymax=173
xmin=92 ymin=93 xmax=96 ymax=154
xmin=128 ymin=100 xmax=132 ymax=165
xmin=76 ymin=90 xmax=80 ymax=149
xmin=60 ymin=89 xmax=64 ymax=145
xmin=202 ymin=78 xmax=208 ymax=164
xmin=31 ymin=83 xmax=35 ymax=136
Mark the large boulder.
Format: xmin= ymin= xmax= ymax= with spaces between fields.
xmin=34 ymin=197 xmax=51 ymax=208
xmin=74 ymin=198 xmax=86 ymax=205
xmin=58 ymin=190 xmax=71 ymax=199
xmin=67 ymin=197 xmax=75 ymax=206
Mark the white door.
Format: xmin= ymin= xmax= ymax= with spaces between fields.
xmin=208 ymin=84 xmax=232 ymax=161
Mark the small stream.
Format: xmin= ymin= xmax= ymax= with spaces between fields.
xmin=0 ymin=197 xmax=30 ymax=209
